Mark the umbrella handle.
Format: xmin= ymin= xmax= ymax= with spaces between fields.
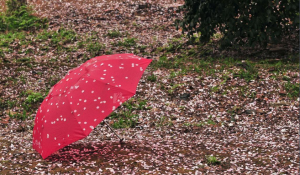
xmin=104 ymin=121 xmax=124 ymax=143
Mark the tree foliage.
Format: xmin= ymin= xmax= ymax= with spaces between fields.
xmin=177 ymin=0 xmax=299 ymax=48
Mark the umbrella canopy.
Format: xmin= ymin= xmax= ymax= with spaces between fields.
xmin=33 ymin=53 xmax=152 ymax=159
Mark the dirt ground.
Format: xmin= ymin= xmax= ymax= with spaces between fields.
xmin=0 ymin=0 xmax=299 ymax=174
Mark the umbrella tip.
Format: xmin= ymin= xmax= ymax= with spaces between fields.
xmin=120 ymin=138 xmax=125 ymax=144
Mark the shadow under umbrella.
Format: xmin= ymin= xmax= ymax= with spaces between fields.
xmin=45 ymin=141 xmax=129 ymax=162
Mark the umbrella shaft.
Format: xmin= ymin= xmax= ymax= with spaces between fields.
xmin=104 ymin=121 xmax=123 ymax=141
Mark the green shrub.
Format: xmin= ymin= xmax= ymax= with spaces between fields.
xmin=0 ymin=1 xmax=48 ymax=32
xmin=177 ymin=0 xmax=299 ymax=48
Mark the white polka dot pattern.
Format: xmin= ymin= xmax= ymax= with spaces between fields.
xmin=32 ymin=53 xmax=152 ymax=159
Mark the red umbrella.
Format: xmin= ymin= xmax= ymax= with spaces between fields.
xmin=33 ymin=53 xmax=152 ymax=159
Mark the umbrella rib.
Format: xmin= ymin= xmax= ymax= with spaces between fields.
xmin=33 ymin=54 xmax=152 ymax=159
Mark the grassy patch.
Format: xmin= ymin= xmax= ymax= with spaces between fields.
xmin=191 ymin=119 xmax=216 ymax=127
xmin=46 ymin=75 xmax=61 ymax=90
xmin=211 ymin=85 xmax=220 ymax=93
xmin=50 ymin=28 xmax=78 ymax=46
xmin=151 ymin=55 xmax=180 ymax=69
xmin=110 ymin=112 xmax=138 ymax=129
xmin=8 ymin=110 xmax=28 ymax=121
xmin=233 ymin=61 xmax=258 ymax=82
xmin=147 ymin=74 xmax=157 ymax=82
xmin=109 ymin=99 xmax=150 ymax=129
xmin=35 ymin=28 xmax=79 ymax=55
xmin=284 ymin=81 xmax=299 ymax=99
xmin=0 ymin=31 xmax=26 ymax=47
xmin=116 ymin=38 xmax=137 ymax=47
xmin=106 ymin=30 xmax=122 ymax=38
xmin=24 ymin=91 xmax=43 ymax=105
xmin=258 ymin=56 xmax=299 ymax=72
xmin=87 ymin=42 xmax=105 ymax=58
xmin=0 ymin=2 xmax=48 ymax=32
xmin=156 ymin=116 xmax=173 ymax=127
xmin=168 ymin=83 xmax=184 ymax=95
xmin=206 ymin=155 xmax=221 ymax=165
xmin=165 ymin=38 xmax=183 ymax=52
xmin=22 ymin=91 xmax=44 ymax=112
xmin=7 ymin=100 xmax=17 ymax=109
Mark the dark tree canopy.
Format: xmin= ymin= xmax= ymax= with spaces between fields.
xmin=177 ymin=0 xmax=299 ymax=48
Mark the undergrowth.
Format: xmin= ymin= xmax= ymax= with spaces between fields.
xmin=0 ymin=1 xmax=48 ymax=32
xmin=109 ymin=99 xmax=151 ymax=129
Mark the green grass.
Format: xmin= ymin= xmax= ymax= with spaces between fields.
xmin=165 ymin=38 xmax=183 ymax=52
xmin=8 ymin=110 xmax=29 ymax=121
xmin=282 ymin=76 xmax=291 ymax=81
xmin=16 ymin=57 xmax=31 ymax=63
xmin=232 ymin=61 xmax=258 ymax=82
xmin=284 ymin=81 xmax=299 ymax=99
xmin=147 ymin=74 xmax=157 ymax=82
xmin=257 ymin=56 xmax=299 ymax=72
xmin=36 ymin=29 xmax=51 ymax=41
xmin=206 ymin=155 xmax=221 ymax=165
xmin=109 ymin=98 xmax=151 ymax=129
xmin=32 ymin=28 xmax=79 ymax=55
xmin=237 ymin=69 xmax=257 ymax=82
xmin=0 ymin=5 xmax=48 ymax=32
xmin=206 ymin=119 xmax=216 ymax=125
xmin=105 ymin=50 xmax=113 ymax=55
xmin=0 ymin=31 xmax=26 ymax=47
xmin=138 ymin=45 xmax=147 ymax=50
xmin=7 ymin=100 xmax=17 ymax=109
xmin=87 ymin=42 xmax=105 ymax=58
xmin=50 ymin=28 xmax=78 ymax=46
xmin=183 ymin=123 xmax=191 ymax=127
xmin=152 ymin=55 xmax=178 ymax=69
xmin=111 ymin=113 xmax=138 ymax=129
xmin=47 ymin=75 xmax=61 ymax=89
xmin=151 ymin=42 xmax=300 ymax=87
xmin=168 ymin=83 xmax=184 ymax=94
xmin=106 ymin=30 xmax=122 ymax=38
xmin=156 ymin=116 xmax=173 ymax=127
xmin=116 ymin=38 xmax=137 ymax=47
xmin=22 ymin=91 xmax=44 ymax=112
xmin=190 ymin=118 xmax=217 ymax=127
xmin=211 ymin=85 xmax=220 ymax=93
xmin=77 ymin=41 xmax=85 ymax=49
xmin=0 ymin=99 xmax=8 ymax=109
xmin=24 ymin=91 xmax=43 ymax=104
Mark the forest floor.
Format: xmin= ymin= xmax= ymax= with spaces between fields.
xmin=0 ymin=0 xmax=299 ymax=174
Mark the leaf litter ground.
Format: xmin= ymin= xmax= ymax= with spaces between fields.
xmin=0 ymin=0 xmax=299 ymax=174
